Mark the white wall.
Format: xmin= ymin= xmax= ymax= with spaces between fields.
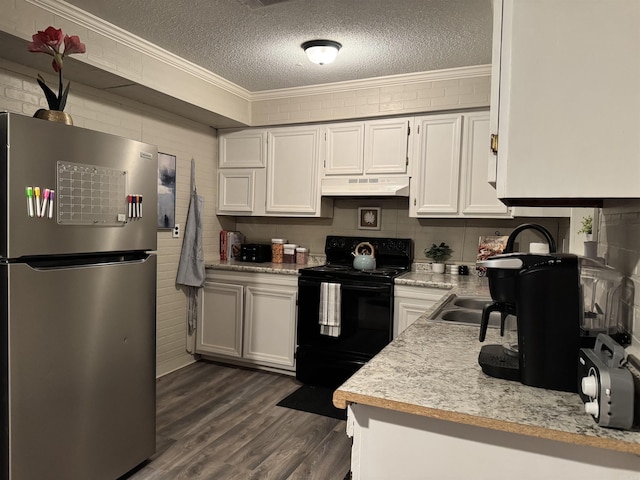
xmin=0 ymin=57 xmax=222 ymax=376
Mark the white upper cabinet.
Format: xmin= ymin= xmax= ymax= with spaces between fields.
xmin=218 ymin=126 xmax=331 ymax=217
xmin=489 ymin=0 xmax=640 ymax=203
xmin=323 ymin=118 xmax=411 ymax=176
xmin=460 ymin=112 xmax=509 ymax=216
xmin=363 ymin=118 xmax=411 ymax=174
xmin=219 ymin=129 xmax=267 ymax=168
xmin=411 ymin=112 xmax=509 ymax=218
xmin=410 ymin=113 xmax=463 ymax=216
xmin=324 ymin=122 xmax=365 ymax=175
xmin=266 ymin=126 xmax=332 ymax=216
xmin=217 ymin=168 xmax=267 ymax=215
xmin=217 ymin=129 xmax=267 ymax=215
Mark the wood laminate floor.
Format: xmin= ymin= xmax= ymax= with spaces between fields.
xmin=121 ymin=361 xmax=351 ymax=480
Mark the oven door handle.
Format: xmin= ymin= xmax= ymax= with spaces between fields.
xmin=340 ymin=283 xmax=390 ymax=293
xmin=299 ymin=277 xmax=390 ymax=292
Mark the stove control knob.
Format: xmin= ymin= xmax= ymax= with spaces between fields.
xmin=584 ymin=400 xmax=599 ymax=417
xmin=581 ymin=375 xmax=598 ymax=398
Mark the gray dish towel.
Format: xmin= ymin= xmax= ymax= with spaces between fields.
xmin=176 ymin=158 xmax=206 ymax=336
xmin=319 ymin=282 xmax=341 ymax=337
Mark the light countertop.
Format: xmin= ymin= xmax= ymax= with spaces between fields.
xmin=205 ymin=259 xmax=305 ymax=275
xmin=333 ymin=291 xmax=640 ymax=455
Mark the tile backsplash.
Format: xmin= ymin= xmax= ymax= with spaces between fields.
xmin=235 ymin=197 xmax=570 ymax=264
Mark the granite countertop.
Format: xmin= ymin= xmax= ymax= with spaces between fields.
xmin=205 ymin=259 xmax=306 ymax=275
xmin=333 ymin=295 xmax=640 ymax=455
xmin=395 ymin=270 xmax=490 ymax=296
xmin=206 ymin=259 xmax=486 ymax=289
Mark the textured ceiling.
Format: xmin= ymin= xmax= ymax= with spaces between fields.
xmin=64 ymin=0 xmax=493 ymax=92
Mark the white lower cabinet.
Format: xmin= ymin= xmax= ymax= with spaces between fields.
xmin=243 ymin=284 xmax=297 ymax=366
xmin=197 ymin=270 xmax=298 ymax=372
xmin=199 ymin=280 xmax=244 ymax=357
xmin=393 ymin=285 xmax=447 ymax=337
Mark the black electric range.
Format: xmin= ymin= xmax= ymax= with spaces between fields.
xmin=296 ymin=236 xmax=413 ymax=388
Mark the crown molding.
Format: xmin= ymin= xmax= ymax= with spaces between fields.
xmin=27 ymin=0 xmax=252 ymax=100
xmin=250 ymin=65 xmax=492 ymax=101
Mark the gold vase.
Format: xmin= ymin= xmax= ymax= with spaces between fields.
xmin=33 ymin=109 xmax=73 ymax=125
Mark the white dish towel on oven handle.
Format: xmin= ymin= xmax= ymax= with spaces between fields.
xmin=319 ymin=282 xmax=341 ymax=337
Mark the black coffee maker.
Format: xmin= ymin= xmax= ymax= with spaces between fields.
xmin=477 ymin=223 xmax=581 ymax=393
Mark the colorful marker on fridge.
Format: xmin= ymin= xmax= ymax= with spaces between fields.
xmin=26 ymin=187 xmax=34 ymax=217
xmin=138 ymin=195 xmax=143 ymax=218
xmin=42 ymin=189 xmax=50 ymax=218
xmin=127 ymin=195 xmax=132 ymax=218
xmin=48 ymin=190 xmax=55 ymax=219
xmin=34 ymin=187 xmax=41 ymax=217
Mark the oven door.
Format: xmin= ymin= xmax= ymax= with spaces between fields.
xmin=297 ymin=276 xmax=393 ymax=355
xmin=296 ymin=276 xmax=393 ymax=387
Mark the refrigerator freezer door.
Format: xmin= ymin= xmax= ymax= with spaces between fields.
xmin=1 ymin=113 xmax=158 ymax=258
xmin=2 ymin=255 xmax=156 ymax=480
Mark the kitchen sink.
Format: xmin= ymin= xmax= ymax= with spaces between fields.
xmin=429 ymin=295 xmax=501 ymax=328
xmin=452 ymin=297 xmax=493 ymax=311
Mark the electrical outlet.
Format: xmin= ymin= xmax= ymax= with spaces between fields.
xmin=172 ymin=224 xmax=180 ymax=238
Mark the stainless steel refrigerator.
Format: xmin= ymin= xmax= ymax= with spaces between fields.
xmin=0 ymin=112 xmax=157 ymax=480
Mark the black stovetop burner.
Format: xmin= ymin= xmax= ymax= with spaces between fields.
xmin=300 ymin=235 xmax=414 ymax=282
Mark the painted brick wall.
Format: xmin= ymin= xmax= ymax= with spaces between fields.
xmin=0 ymin=58 xmax=221 ymax=377
xmin=251 ymin=75 xmax=491 ymax=125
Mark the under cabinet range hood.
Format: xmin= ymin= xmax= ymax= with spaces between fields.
xmin=321 ymin=176 xmax=410 ymax=197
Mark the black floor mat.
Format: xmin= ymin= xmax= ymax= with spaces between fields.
xmin=277 ymin=384 xmax=347 ymax=420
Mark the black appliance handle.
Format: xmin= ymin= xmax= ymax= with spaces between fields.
xmin=299 ymin=277 xmax=390 ymax=292
xmin=479 ymin=302 xmax=516 ymax=342
xmin=504 ymin=223 xmax=557 ymax=253
xmin=479 ymin=303 xmax=501 ymax=342
xmin=341 ymin=283 xmax=390 ymax=293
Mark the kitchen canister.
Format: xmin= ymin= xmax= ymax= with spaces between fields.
xmin=283 ymin=243 xmax=298 ymax=263
xmin=271 ymin=238 xmax=286 ymax=263
xmin=296 ymin=247 xmax=309 ymax=265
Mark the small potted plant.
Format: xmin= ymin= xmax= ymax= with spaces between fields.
xmin=578 ymin=215 xmax=597 ymax=258
xmin=424 ymin=242 xmax=453 ymax=273
xmin=578 ymin=215 xmax=593 ymax=240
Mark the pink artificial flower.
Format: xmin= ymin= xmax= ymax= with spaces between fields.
xmin=27 ymin=26 xmax=86 ymax=111
xmin=63 ymin=35 xmax=86 ymax=56
xmin=27 ymin=26 xmax=64 ymax=55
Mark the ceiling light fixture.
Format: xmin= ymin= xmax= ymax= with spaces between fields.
xmin=301 ymin=40 xmax=342 ymax=65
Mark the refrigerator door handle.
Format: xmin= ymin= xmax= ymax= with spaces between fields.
xmin=22 ymin=252 xmax=153 ymax=270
